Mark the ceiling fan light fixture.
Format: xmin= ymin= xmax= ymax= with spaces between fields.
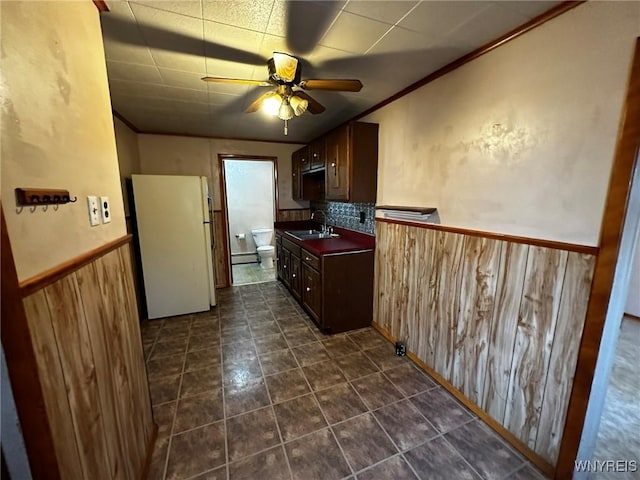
xmin=278 ymin=98 xmax=294 ymax=121
xmin=289 ymin=95 xmax=308 ymax=116
xmin=262 ymin=92 xmax=282 ymax=116
xmin=269 ymin=52 xmax=300 ymax=83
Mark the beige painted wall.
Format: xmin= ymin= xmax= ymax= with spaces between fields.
xmin=1 ymin=1 xmax=126 ymax=281
xmin=137 ymin=134 xmax=306 ymax=211
xmin=113 ymin=117 xmax=141 ymax=216
xmin=364 ymin=2 xmax=640 ymax=247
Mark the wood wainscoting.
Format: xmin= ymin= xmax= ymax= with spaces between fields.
xmin=15 ymin=237 xmax=155 ymax=479
xmin=373 ymin=219 xmax=596 ymax=474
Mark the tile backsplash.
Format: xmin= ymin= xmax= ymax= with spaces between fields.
xmin=310 ymin=201 xmax=375 ymax=235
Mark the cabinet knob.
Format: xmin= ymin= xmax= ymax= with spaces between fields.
xmin=313 ymin=153 xmax=317 ymax=158
xmin=302 ymin=158 xmax=306 ymax=162
xmin=283 ymin=265 xmax=287 ymax=269
xmin=305 ymin=257 xmax=310 ymax=261
xmin=292 ymin=273 xmax=296 ymax=278
xmin=293 ymin=173 xmax=296 ymax=176
xmin=306 ymin=287 xmax=311 ymax=292
xmin=331 ymin=162 xmax=336 ymax=167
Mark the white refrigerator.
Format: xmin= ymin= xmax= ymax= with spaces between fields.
xmin=131 ymin=175 xmax=216 ymax=319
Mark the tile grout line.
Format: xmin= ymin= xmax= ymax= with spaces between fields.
xmin=160 ymin=315 xmax=193 ymax=480
xmin=251 ymin=296 xmax=295 ymax=480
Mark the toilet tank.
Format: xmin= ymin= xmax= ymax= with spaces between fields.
xmin=251 ymin=228 xmax=273 ymax=247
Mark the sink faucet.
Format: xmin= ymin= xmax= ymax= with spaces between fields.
xmin=311 ymin=209 xmax=328 ymax=233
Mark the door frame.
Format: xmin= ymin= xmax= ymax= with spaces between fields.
xmin=555 ymin=38 xmax=640 ymax=478
xmin=218 ymin=154 xmax=279 ymax=287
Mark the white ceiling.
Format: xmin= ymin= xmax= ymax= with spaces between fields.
xmin=101 ymin=0 xmax=560 ymax=143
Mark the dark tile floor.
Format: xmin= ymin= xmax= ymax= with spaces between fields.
xmin=141 ymin=281 xmax=547 ymax=480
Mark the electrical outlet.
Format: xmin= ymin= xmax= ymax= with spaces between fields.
xmin=87 ymin=196 xmax=100 ymax=226
xmin=100 ymin=196 xmax=111 ymax=223
xmin=359 ymin=211 xmax=366 ymax=223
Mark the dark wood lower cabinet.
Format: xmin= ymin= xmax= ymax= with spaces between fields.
xmin=276 ymin=233 xmax=374 ymax=334
xmin=302 ymin=263 xmax=321 ymax=322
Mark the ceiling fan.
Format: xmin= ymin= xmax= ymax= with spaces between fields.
xmin=201 ymin=52 xmax=363 ymax=135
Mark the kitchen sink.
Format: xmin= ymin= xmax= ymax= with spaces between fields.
xmin=285 ymin=230 xmax=340 ymax=240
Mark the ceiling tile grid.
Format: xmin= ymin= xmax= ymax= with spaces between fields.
xmin=101 ymin=0 xmax=562 ymax=142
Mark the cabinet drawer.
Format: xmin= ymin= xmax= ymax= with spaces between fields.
xmin=301 ymin=249 xmax=320 ymax=271
xmin=282 ymin=237 xmax=301 ymax=257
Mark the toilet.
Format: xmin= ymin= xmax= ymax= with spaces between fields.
xmin=251 ymin=228 xmax=275 ymax=269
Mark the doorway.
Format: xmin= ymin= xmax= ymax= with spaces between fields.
xmin=219 ymin=155 xmax=279 ymax=286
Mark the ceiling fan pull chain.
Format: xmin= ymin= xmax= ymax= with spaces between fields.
xmin=284 ymin=119 xmax=288 ymax=136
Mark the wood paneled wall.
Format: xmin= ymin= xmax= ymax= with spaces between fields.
xmin=373 ymin=220 xmax=595 ymax=468
xmin=278 ymin=208 xmax=311 ymax=222
xmin=213 ymin=210 xmax=227 ymax=288
xmin=21 ymin=242 xmax=154 ymax=479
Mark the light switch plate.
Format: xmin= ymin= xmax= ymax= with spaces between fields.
xmin=100 ymin=196 xmax=111 ymax=223
xmin=87 ymin=196 xmax=100 ymax=226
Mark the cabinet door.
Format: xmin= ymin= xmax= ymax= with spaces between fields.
xmin=281 ymin=248 xmax=291 ymax=288
xmin=291 ymin=154 xmax=301 ymax=201
xmin=298 ymin=146 xmax=310 ymax=173
xmin=290 ymin=254 xmax=302 ymax=301
xmin=302 ymin=264 xmax=321 ymax=322
xmin=325 ymin=126 xmax=349 ymax=201
xmin=276 ymin=242 xmax=283 ymax=281
xmin=309 ymin=138 xmax=325 ymax=170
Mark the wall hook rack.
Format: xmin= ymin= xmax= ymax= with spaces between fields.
xmin=15 ymin=188 xmax=78 ymax=213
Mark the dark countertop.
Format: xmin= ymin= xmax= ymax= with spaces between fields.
xmin=274 ymin=220 xmax=375 ymax=256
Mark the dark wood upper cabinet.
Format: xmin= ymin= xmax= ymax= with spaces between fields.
xmin=291 ymin=151 xmax=302 ymax=201
xmin=290 ymin=121 xmax=378 ymax=203
xmin=297 ymin=145 xmax=310 ymax=173
xmin=325 ymin=122 xmax=379 ymax=203
xmin=309 ymin=138 xmax=326 ymax=171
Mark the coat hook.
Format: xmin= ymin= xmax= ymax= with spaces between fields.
xmin=30 ymin=205 xmax=37 ymax=213
xmin=68 ymin=196 xmax=78 ymax=203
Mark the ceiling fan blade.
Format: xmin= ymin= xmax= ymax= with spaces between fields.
xmin=299 ymin=79 xmax=363 ymax=92
xmin=202 ymin=76 xmax=272 ymax=87
xmin=294 ymin=91 xmax=325 ymax=114
xmin=245 ymin=91 xmax=276 ymax=113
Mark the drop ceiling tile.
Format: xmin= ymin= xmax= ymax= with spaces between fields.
xmin=204 ymin=21 xmax=265 ymax=54
xmin=446 ymin=3 xmax=529 ymax=50
xmin=366 ymin=25 xmax=435 ymax=54
xmin=158 ymin=68 xmax=207 ymax=90
xmin=398 ymin=1 xmax=490 ymax=37
xmin=319 ymin=11 xmax=391 ymax=54
xmin=205 ymin=58 xmax=254 ymax=77
xmin=100 ymin=1 xmax=155 ymax=65
xmin=208 ymin=90 xmax=244 ymax=106
xmin=130 ymin=2 xmax=205 ymax=67
xmin=102 ymin=42 xmax=156 ymax=66
xmin=306 ymin=45 xmax=355 ymax=69
xmin=150 ymin=50 xmax=206 ymax=73
xmin=494 ymin=1 xmax=561 ymax=19
xmin=265 ymin=0 xmax=287 ymax=37
xmin=130 ymin=1 xmax=202 ymax=19
xmin=107 ymin=60 xmax=163 ymax=83
xmin=202 ymin=0 xmax=275 ymax=31
xmin=165 ymin=99 xmax=211 ymax=114
xmin=343 ymin=1 xmax=418 ymax=25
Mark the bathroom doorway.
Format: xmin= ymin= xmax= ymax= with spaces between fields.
xmin=219 ymin=155 xmax=279 ymax=286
